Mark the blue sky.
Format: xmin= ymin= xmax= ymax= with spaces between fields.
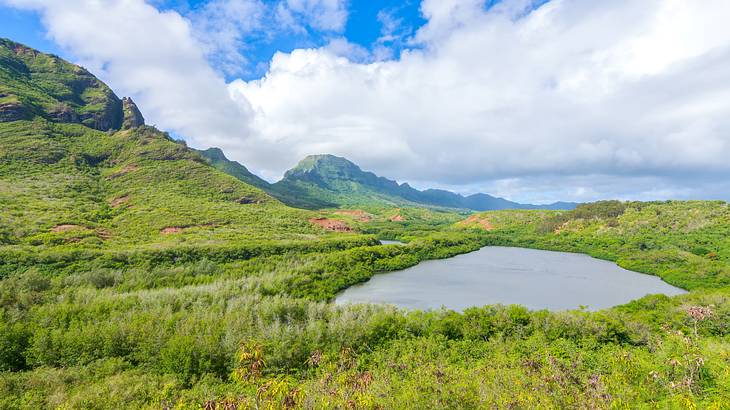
xmin=1 ymin=0 xmax=730 ymax=203
xmin=0 ymin=1 xmax=428 ymax=81
xmin=0 ymin=7 xmax=61 ymax=54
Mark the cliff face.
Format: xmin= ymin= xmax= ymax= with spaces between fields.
xmin=122 ymin=97 xmax=145 ymax=129
xmin=0 ymin=38 xmax=123 ymax=131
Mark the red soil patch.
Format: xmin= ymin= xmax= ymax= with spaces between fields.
xmin=51 ymin=224 xmax=84 ymax=233
xmin=108 ymin=164 xmax=139 ymax=179
xmin=458 ymin=215 xmax=494 ymax=230
xmin=110 ymin=195 xmax=130 ymax=208
xmin=334 ymin=210 xmax=372 ymax=222
xmin=308 ymin=218 xmax=353 ymax=232
xmin=159 ymin=223 xmax=218 ymax=235
xmin=160 ymin=227 xmax=184 ymax=235
xmin=389 ymin=214 xmax=405 ymax=222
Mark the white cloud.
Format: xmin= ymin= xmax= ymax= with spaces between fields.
xmin=184 ymin=0 xmax=347 ymax=77
xmin=228 ymin=0 xmax=730 ymax=201
xmin=5 ymin=0 xmax=730 ymax=202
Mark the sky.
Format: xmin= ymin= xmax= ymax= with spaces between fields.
xmin=1 ymin=0 xmax=730 ymax=204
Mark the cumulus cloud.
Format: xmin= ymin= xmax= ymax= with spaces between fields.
xmin=229 ymin=0 xmax=730 ymax=200
xmin=5 ymin=0 xmax=730 ymax=202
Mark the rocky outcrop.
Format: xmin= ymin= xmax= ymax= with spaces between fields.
xmin=0 ymin=98 xmax=31 ymax=122
xmin=82 ymin=89 xmax=123 ymax=131
xmin=122 ymin=97 xmax=145 ymax=129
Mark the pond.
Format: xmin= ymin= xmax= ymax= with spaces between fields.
xmin=335 ymin=246 xmax=686 ymax=311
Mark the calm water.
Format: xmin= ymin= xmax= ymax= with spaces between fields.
xmin=380 ymin=240 xmax=405 ymax=245
xmin=336 ymin=246 xmax=686 ymax=311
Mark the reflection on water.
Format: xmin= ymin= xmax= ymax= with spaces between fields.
xmin=336 ymin=246 xmax=686 ymax=311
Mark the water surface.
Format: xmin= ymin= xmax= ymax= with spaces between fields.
xmin=336 ymin=246 xmax=685 ymax=311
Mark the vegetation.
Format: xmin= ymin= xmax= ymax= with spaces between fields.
xmin=1 ymin=39 xmax=729 ymax=409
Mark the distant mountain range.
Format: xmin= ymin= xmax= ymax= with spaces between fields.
xmin=197 ymin=150 xmax=577 ymax=211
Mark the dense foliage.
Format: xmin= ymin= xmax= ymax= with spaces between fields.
xmin=2 ymin=191 xmax=729 ymax=408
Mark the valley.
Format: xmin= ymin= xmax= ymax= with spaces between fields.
xmin=1 ymin=38 xmax=729 ymax=409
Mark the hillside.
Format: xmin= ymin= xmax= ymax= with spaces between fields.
xmin=0 ymin=39 xmax=121 ymax=130
xmin=196 ymin=147 xmax=337 ymax=209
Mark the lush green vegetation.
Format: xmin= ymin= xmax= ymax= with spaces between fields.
xmin=2 ymin=189 xmax=729 ymax=408
xmin=1 ymin=39 xmax=729 ymax=409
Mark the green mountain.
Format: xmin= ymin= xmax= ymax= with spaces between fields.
xmin=0 ymin=38 xmax=329 ymax=255
xmin=195 ymin=147 xmax=337 ymax=209
xmin=198 ymin=150 xmax=577 ymax=211
xmin=194 ymin=147 xmax=270 ymax=190
xmin=274 ymin=154 xmax=577 ymax=210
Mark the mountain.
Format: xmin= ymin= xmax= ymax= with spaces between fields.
xmin=194 ymin=147 xmax=270 ymax=190
xmin=195 ymin=148 xmax=337 ymax=209
xmin=0 ymin=38 xmax=321 ymax=251
xmin=0 ymin=35 xmax=571 ymax=217
xmin=274 ymin=154 xmax=577 ymax=210
xmin=198 ymin=150 xmax=576 ymax=211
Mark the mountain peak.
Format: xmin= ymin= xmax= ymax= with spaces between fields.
xmin=121 ymin=97 xmax=145 ymax=129
xmin=285 ymin=154 xmax=363 ymax=181
xmin=290 ymin=154 xmax=358 ymax=171
xmin=194 ymin=146 xmax=272 ymax=192
xmin=199 ymin=147 xmax=227 ymax=161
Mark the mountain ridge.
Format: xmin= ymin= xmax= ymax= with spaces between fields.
xmin=198 ymin=150 xmax=578 ymax=211
xmin=0 ymin=35 xmax=575 ymax=214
